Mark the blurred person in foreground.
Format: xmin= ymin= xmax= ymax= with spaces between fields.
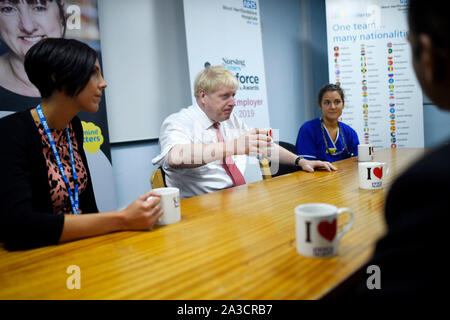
xmin=342 ymin=0 xmax=450 ymax=299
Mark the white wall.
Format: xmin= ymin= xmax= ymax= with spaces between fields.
xmin=98 ymin=0 xmax=191 ymax=143
xmin=110 ymin=142 xmax=160 ymax=209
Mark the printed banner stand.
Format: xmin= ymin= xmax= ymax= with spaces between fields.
xmin=183 ymin=0 xmax=270 ymax=130
xmin=325 ymin=0 xmax=424 ymax=149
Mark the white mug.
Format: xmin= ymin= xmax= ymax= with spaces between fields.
xmin=358 ymin=162 xmax=390 ymax=190
xmin=148 ymin=187 xmax=181 ymax=225
xmin=358 ymin=144 xmax=374 ymax=162
xmin=295 ymin=203 xmax=354 ymax=258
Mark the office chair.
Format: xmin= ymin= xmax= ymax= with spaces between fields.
xmin=259 ymin=158 xmax=272 ymax=180
xmin=150 ymin=167 xmax=166 ymax=189
xmin=272 ymin=141 xmax=301 ymax=177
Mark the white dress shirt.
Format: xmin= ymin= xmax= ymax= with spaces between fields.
xmin=152 ymin=103 xmax=250 ymax=199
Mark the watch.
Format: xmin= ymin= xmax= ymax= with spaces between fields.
xmin=295 ymin=155 xmax=304 ymax=167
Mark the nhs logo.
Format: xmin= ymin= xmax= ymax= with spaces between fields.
xmin=243 ymin=0 xmax=257 ymax=10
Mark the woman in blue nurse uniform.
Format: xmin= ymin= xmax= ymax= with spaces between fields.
xmin=295 ymin=84 xmax=359 ymax=163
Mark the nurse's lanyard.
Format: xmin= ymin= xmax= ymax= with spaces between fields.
xmin=36 ymin=104 xmax=80 ymax=215
xmin=320 ymin=118 xmax=352 ymax=156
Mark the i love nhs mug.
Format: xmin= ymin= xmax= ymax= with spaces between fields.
xmin=358 ymin=144 xmax=374 ymax=162
xmin=148 ymin=187 xmax=181 ymax=225
xmin=295 ymin=203 xmax=354 ymax=258
xmin=358 ymin=162 xmax=390 ymax=190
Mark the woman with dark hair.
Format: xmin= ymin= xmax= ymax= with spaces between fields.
xmin=295 ymin=84 xmax=359 ymax=162
xmin=0 ymin=38 xmax=163 ymax=250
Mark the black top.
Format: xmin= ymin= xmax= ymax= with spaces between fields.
xmin=339 ymin=140 xmax=450 ymax=299
xmin=0 ymin=109 xmax=98 ymax=250
xmin=0 ymin=85 xmax=41 ymax=110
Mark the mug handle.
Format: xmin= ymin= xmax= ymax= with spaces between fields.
xmin=384 ymin=163 xmax=390 ymax=177
xmin=336 ymin=207 xmax=354 ymax=241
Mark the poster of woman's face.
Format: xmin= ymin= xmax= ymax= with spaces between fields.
xmin=0 ymin=0 xmax=111 ymax=161
xmin=0 ymin=0 xmax=65 ymax=62
xmin=0 ymin=0 xmax=66 ymax=98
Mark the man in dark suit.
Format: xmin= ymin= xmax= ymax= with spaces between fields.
xmin=346 ymin=0 xmax=450 ymax=298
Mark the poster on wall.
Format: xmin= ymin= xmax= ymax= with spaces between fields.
xmin=0 ymin=0 xmax=117 ymax=211
xmin=325 ymin=0 xmax=424 ymax=149
xmin=183 ymin=0 xmax=270 ymax=130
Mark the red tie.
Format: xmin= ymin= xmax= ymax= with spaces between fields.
xmin=213 ymin=122 xmax=246 ymax=186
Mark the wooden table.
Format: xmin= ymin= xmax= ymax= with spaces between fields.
xmin=0 ymin=148 xmax=426 ymax=300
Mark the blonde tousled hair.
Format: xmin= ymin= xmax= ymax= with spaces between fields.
xmin=194 ymin=65 xmax=238 ymax=99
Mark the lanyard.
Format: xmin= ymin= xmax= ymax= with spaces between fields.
xmin=36 ymin=104 xmax=80 ymax=215
xmin=320 ymin=118 xmax=351 ymax=156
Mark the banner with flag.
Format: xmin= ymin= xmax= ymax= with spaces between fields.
xmin=325 ymin=0 xmax=424 ymax=149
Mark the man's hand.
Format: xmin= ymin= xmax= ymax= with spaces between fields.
xmin=235 ymin=128 xmax=272 ymax=155
xmin=298 ymin=158 xmax=337 ymax=172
